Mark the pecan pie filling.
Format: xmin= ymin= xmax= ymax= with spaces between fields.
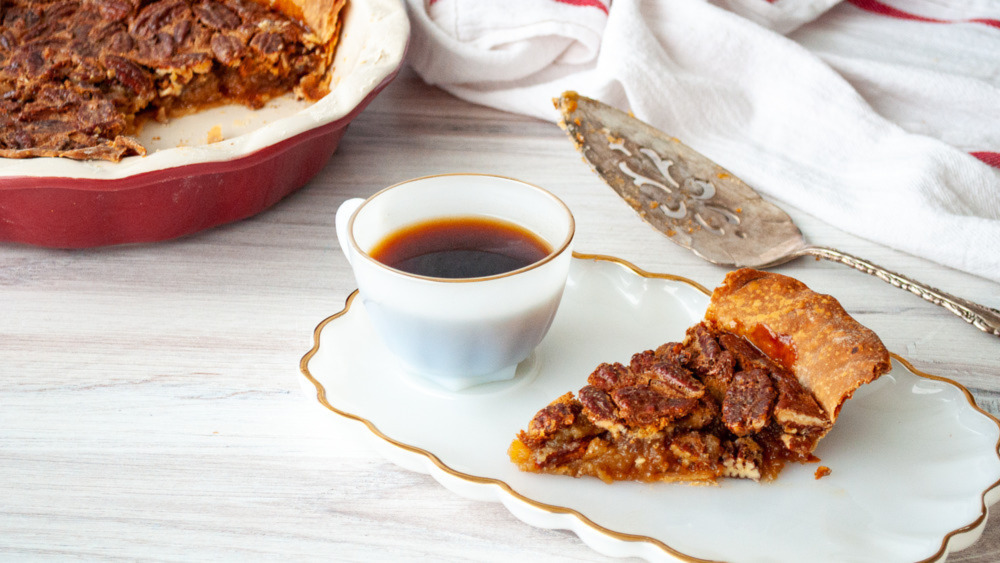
xmin=509 ymin=268 xmax=891 ymax=484
xmin=0 ymin=0 xmax=344 ymax=161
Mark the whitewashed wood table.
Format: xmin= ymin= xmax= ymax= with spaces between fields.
xmin=3 ymin=65 xmax=999 ymax=561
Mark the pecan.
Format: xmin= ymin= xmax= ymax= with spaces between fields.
xmin=770 ymin=367 xmax=829 ymax=431
xmin=578 ymin=385 xmax=618 ymax=424
xmin=0 ymin=30 xmax=14 ymax=52
xmin=693 ymin=349 xmax=735 ymax=403
xmin=104 ymin=29 xmax=135 ymax=54
xmin=683 ymin=324 xmax=735 ymax=391
xmin=719 ymin=333 xmax=772 ymax=372
xmin=8 ymin=47 xmax=48 ymax=77
xmin=131 ymin=0 xmax=190 ymax=38
xmin=708 ymin=350 xmax=735 ymax=384
xmin=675 ymin=396 xmax=718 ymax=431
xmin=18 ymin=101 xmax=57 ymax=123
xmin=193 ymin=0 xmax=241 ymax=30
xmin=102 ymin=54 xmax=154 ymax=97
xmin=525 ymin=394 xmax=577 ymax=440
xmin=722 ymin=436 xmax=763 ymax=480
xmin=655 ymin=341 xmax=690 ymax=365
xmin=541 ymin=438 xmax=594 ymax=467
xmin=44 ymin=1 xmax=79 ymax=23
xmin=3 ymin=127 xmax=35 ymax=150
xmin=31 ymin=83 xmax=81 ymax=112
xmin=168 ymin=51 xmax=212 ymax=71
xmin=75 ymin=98 xmax=124 ymax=135
xmin=684 ymin=337 xmax=735 ymax=402
xmin=685 ymin=323 xmax=726 ymax=373
xmin=587 ymin=362 xmax=638 ymax=391
xmin=646 ymin=361 xmax=705 ymax=399
xmin=89 ymin=0 xmax=135 ymax=22
xmin=222 ymin=0 xmax=266 ymax=22
xmin=693 ymin=323 xmax=722 ymax=359
xmin=143 ymin=31 xmax=176 ymax=61
xmin=629 ymin=349 xmax=658 ymax=374
xmin=210 ymin=33 xmax=245 ymax=65
xmin=12 ymin=5 xmax=43 ymax=29
xmin=611 ymin=385 xmax=699 ymax=426
xmin=249 ymin=31 xmax=284 ymax=57
xmin=172 ymin=18 xmax=192 ymax=45
xmin=780 ymin=432 xmax=818 ymax=455
xmin=21 ymin=21 xmax=63 ymax=44
xmin=669 ymin=431 xmax=722 ymax=469
xmin=722 ymin=368 xmax=776 ymax=436
xmin=89 ymin=20 xmax=123 ymax=45
xmin=72 ymin=22 xmax=97 ymax=45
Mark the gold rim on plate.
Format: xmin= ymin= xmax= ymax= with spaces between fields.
xmin=299 ymin=252 xmax=1000 ymax=562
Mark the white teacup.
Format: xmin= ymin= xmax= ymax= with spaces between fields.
xmin=335 ymin=174 xmax=575 ymax=390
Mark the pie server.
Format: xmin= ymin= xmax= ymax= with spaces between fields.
xmin=556 ymin=92 xmax=1000 ymax=337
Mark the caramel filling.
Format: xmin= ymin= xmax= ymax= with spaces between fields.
xmin=510 ymin=323 xmax=831 ymax=484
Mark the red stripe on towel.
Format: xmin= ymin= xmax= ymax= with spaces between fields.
xmin=554 ymin=0 xmax=609 ymax=15
xmin=427 ymin=0 xmax=608 ymax=13
xmin=971 ymin=152 xmax=1000 ymax=169
xmin=846 ymin=0 xmax=1000 ymax=29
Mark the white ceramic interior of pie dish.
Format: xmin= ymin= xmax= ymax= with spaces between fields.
xmin=0 ymin=0 xmax=409 ymax=181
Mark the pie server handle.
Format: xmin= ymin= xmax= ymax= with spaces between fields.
xmin=795 ymin=246 xmax=1000 ymax=337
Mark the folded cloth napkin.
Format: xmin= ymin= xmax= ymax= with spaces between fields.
xmin=405 ymin=0 xmax=1000 ymax=283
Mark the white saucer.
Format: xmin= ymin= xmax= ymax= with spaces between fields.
xmin=300 ymin=253 xmax=1000 ymax=562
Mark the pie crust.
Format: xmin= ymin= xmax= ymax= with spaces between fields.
xmin=0 ymin=0 xmax=346 ymax=161
xmin=509 ymin=268 xmax=891 ymax=484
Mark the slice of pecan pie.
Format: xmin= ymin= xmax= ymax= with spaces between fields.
xmin=509 ymin=268 xmax=891 ymax=484
xmin=0 ymin=0 xmax=345 ymax=161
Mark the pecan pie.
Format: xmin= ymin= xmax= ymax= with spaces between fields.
xmin=509 ymin=268 xmax=891 ymax=484
xmin=0 ymin=0 xmax=345 ymax=161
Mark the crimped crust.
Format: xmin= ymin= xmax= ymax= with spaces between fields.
xmin=705 ymin=268 xmax=891 ymax=422
xmin=278 ymin=0 xmax=347 ymax=44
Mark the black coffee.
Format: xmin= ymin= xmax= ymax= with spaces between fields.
xmin=368 ymin=216 xmax=552 ymax=279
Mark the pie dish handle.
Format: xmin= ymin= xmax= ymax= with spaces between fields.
xmin=335 ymin=197 xmax=366 ymax=266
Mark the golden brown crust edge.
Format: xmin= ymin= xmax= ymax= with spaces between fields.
xmin=267 ymin=0 xmax=348 ymax=45
xmin=704 ymin=269 xmax=891 ymax=422
xmin=275 ymin=0 xmax=347 ymax=98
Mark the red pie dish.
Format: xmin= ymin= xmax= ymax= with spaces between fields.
xmin=0 ymin=0 xmax=409 ymax=248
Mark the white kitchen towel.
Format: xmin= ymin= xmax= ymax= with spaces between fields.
xmin=405 ymin=0 xmax=1000 ymax=283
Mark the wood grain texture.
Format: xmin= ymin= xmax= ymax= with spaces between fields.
xmin=2 ymin=65 xmax=998 ymax=562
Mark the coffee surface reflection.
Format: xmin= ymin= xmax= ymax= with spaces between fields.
xmin=368 ymin=216 xmax=552 ymax=279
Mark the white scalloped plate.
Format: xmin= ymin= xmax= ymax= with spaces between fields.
xmin=300 ymin=254 xmax=1000 ymax=562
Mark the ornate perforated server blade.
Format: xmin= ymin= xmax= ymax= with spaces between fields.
xmin=557 ymin=92 xmax=1000 ymax=337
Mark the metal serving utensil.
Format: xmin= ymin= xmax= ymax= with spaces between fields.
xmin=556 ymin=92 xmax=1000 ymax=337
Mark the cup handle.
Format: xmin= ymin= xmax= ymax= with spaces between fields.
xmin=335 ymin=197 xmax=365 ymax=265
